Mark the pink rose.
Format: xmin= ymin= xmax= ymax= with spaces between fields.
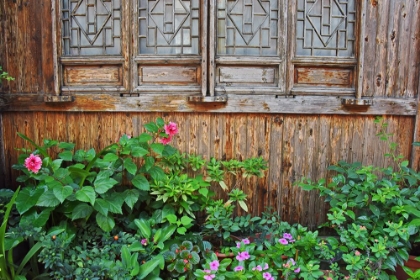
xmin=159 ymin=135 xmax=172 ymax=145
xmin=24 ymin=154 xmax=42 ymax=173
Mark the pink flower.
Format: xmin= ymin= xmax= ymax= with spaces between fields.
xmin=242 ymin=238 xmax=250 ymax=244
xmin=355 ymin=250 xmax=361 ymax=256
xmin=159 ymin=135 xmax=172 ymax=145
xmin=283 ymin=233 xmax=293 ymax=240
xmin=263 ymin=263 xmax=269 ymax=270
xmin=279 ymin=238 xmax=288 ymax=245
xmin=252 ymin=265 xmax=262 ymax=271
xmin=204 ymin=270 xmax=211 ymax=273
xmin=24 ymin=154 xmax=42 ymax=173
xmin=236 ymin=242 xmax=241 ymax=248
xmin=263 ymin=272 xmax=273 ymax=280
xmin=234 ymin=265 xmax=244 ymax=271
xmin=164 ymin=122 xmax=178 ymax=136
xmin=294 ymin=267 xmax=300 ymax=273
xmin=204 ymin=275 xmax=215 ymax=280
xmin=141 ymin=238 xmax=148 ymax=246
xmin=236 ymin=251 xmax=250 ymax=261
xmin=209 ymin=260 xmax=219 ymax=271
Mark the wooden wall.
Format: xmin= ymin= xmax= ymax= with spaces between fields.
xmin=0 ymin=0 xmax=420 ymax=228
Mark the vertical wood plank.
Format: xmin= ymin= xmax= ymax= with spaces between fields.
xmin=268 ymin=115 xmax=283 ymax=215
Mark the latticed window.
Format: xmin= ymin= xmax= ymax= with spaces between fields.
xmin=54 ymin=0 xmax=360 ymax=97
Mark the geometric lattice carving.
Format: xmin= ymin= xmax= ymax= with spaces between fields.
xmin=217 ymin=0 xmax=278 ymax=56
xmin=138 ymin=0 xmax=200 ymax=55
xmin=296 ymin=0 xmax=356 ymax=57
xmin=61 ymin=0 xmax=121 ymax=56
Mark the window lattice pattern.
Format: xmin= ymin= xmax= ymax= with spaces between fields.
xmin=138 ymin=0 xmax=200 ymax=55
xmin=296 ymin=0 xmax=356 ymax=57
xmin=217 ymin=0 xmax=279 ymax=56
xmin=62 ymin=0 xmax=121 ymax=56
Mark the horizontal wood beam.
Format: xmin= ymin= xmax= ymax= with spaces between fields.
xmin=0 ymin=94 xmax=417 ymax=115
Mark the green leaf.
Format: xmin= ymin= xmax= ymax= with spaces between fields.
xmin=53 ymin=185 xmax=73 ymax=203
xmin=94 ymin=177 xmax=118 ymax=194
xmin=106 ymin=195 xmax=124 ymax=214
xmin=162 ymin=145 xmax=178 ymax=157
xmin=180 ymin=216 xmax=193 ymax=226
xmin=58 ymin=142 xmax=75 ymax=150
xmin=144 ymin=122 xmax=159 ymax=133
xmin=75 ymin=186 xmax=96 ymax=205
xmin=124 ymin=158 xmax=137 ymax=175
xmin=51 ymin=159 xmax=64 ymax=172
xmin=103 ymin=153 xmax=119 ymax=162
xmin=93 ymin=198 xmax=109 ymax=216
xmin=138 ymin=133 xmax=153 ymax=143
xmin=151 ymin=143 xmax=164 ymax=156
xmin=22 ymin=207 xmax=53 ymax=227
xmin=149 ymin=166 xmax=165 ymax=181
xmin=144 ymin=156 xmax=155 ymax=171
xmin=121 ymin=245 xmax=131 ymax=267
xmin=156 ymin=117 xmax=165 ymax=127
xmin=138 ymin=254 xmax=164 ymax=279
xmin=72 ymin=203 xmax=93 ymax=220
xmin=123 ymin=189 xmax=140 ymax=209
xmin=36 ymin=190 xmax=61 ymax=207
xmin=134 ymin=219 xmax=151 ymax=239
xmin=166 ymin=214 xmax=177 ymax=224
xmin=132 ymin=174 xmax=150 ymax=191
xmin=58 ymin=151 xmax=73 ymax=161
xmin=96 ymin=213 xmax=115 ymax=232
xmin=157 ymin=224 xmax=177 ymax=243
xmin=238 ymin=200 xmax=248 ymax=212
xmin=15 ymin=187 xmax=45 ymax=214
xmin=131 ymin=146 xmax=149 ymax=157
xmin=346 ymin=210 xmax=355 ymax=220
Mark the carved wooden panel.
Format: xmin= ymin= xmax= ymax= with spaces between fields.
xmin=138 ymin=0 xmax=201 ymax=55
xmin=294 ymin=67 xmax=353 ymax=87
xmin=61 ymin=0 xmax=122 ymax=56
xmin=216 ymin=66 xmax=277 ymax=86
xmin=139 ymin=66 xmax=200 ymax=85
xmin=295 ymin=0 xmax=356 ymax=57
xmin=216 ymin=0 xmax=279 ymax=56
xmin=63 ymin=65 xmax=123 ymax=85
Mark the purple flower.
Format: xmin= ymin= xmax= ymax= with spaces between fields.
xmin=263 ymin=263 xmax=269 ymax=270
xmin=209 ymin=260 xmax=219 ymax=271
xmin=242 ymin=238 xmax=250 ymax=244
xmin=236 ymin=242 xmax=241 ymax=248
xmin=279 ymin=238 xmax=288 ymax=245
xmin=283 ymin=233 xmax=293 ymax=240
xmin=141 ymin=238 xmax=148 ymax=246
xmin=252 ymin=265 xmax=262 ymax=271
xmin=204 ymin=275 xmax=215 ymax=280
xmin=234 ymin=265 xmax=244 ymax=271
xmin=263 ymin=272 xmax=273 ymax=280
xmin=294 ymin=267 xmax=301 ymax=273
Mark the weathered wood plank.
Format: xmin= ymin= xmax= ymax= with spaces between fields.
xmin=2 ymin=94 xmax=417 ymax=115
xmin=268 ymin=116 xmax=283 ymax=215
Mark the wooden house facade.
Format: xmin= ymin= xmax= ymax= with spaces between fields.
xmin=0 ymin=0 xmax=419 ymax=229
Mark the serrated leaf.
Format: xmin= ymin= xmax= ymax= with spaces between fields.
xmin=96 ymin=213 xmax=115 ymax=232
xmin=75 ymin=186 xmax=96 ymax=205
xmin=144 ymin=122 xmax=159 ymax=133
xmin=93 ymin=198 xmax=109 ymax=216
xmin=149 ymin=166 xmax=165 ymax=181
xmin=51 ymin=159 xmax=64 ymax=172
xmin=85 ymin=149 xmax=96 ymax=161
xmin=144 ymin=156 xmax=155 ymax=171
xmin=106 ymin=195 xmax=124 ymax=214
xmin=124 ymin=158 xmax=137 ymax=175
xmin=53 ymin=185 xmax=73 ymax=204
xmin=132 ymin=174 xmax=150 ymax=191
xmin=94 ymin=177 xmax=118 ymax=194
xmin=36 ymin=190 xmax=61 ymax=207
xmin=103 ymin=153 xmax=119 ymax=162
xmin=162 ymin=145 xmax=178 ymax=157
xmin=72 ymin=203 xmax=93 ymax=220
xmin=131 ymin=146 xmax=149 ymax=157
xmin=151 ymin=143 xmax=164 ymax=156
xmin=123 ymin=189 xmax=140 ymax=209
xmin=59 ymin=142 xmax=75 ymax=150
xmin=156 ymin=117 xmax=165 ymax=127
xmin=15 ymin=187 xmax=45 ymax=214
xmin=58 ymin=151 xmax=73 ymax=161
xmin=138 ymin=133 xmax=153 ymax=143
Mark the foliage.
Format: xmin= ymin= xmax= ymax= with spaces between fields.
xmin=297 ymin=117 xmax=420 ymax=279
xmin=0 ymin=66 xmax=14 ymax=83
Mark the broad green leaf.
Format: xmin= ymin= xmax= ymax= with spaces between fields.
xmin=106 ymin=195 xmax=124 ymax=214
xmin=157 ymin=224 xmax=177 ymax=243
xmin=144 ymin=122 xmax=159 ymax=133
xmin=156 ymin=117 xmax=165 ymax=127
xmin=93 ymin=198 xmax=109 ymax=216
xmin=166 ymin=214 xmax=177 ymax=224
xmin=22 ymin=207 xmax=53 ymax=227
xmin=132 ymin=174 xmax=150 ymax=191
xmin=36 ymin=190 xmax=61 ymax=207
xmin=124 ymin=158 xmax=137 ymax=175
xmin=58 ymin=151 xmax=73 ymax=161
xmin=85 ymin=148 xmax=96 ymax=161
xmin=94 ymin=177 xmax=118 ymax=194
xmin=15 ymin=187 xmax=45 ymax=214
xmin=96 ymin=213 xmax=115 ymax=232
xmin=123 ymin=189 xmax=140 ymax=209
xmin=131 ymin=146 xmax=149 ymax=158
xmin=58 ymin=141 xmax=75 ymax=150
xmin=103 ymin=153 xmax=119 ymax=162
xmin=138 ymin=133 xmax=153 ymax=143
xmin=75 ymin=186 xmax=96 ymax=205
xmin=121 ymin=245 xmax=131 ymax=267
xmin=144 ymin=156 xmax=155 ymax=171
xmin=162 ymin=145 xmax=178 ymax=157
xmin=138 ymin=254 xmax=164 ymax=279
xmin=72 ymin=203 xmax=93 ymax=220
xmin=177 ymin=227 xmax=187 ymax=235
xmin=149 ymin=166 xmax=165 ymax=181
xmin=238 ymin=200 xmax=248 ymax=212
xmin=151 ymin=143 xmax=164 ymax=156
xmin=180 ymin=216 xmax=193 ymax=226
xmin=53 ymin=185 xmax=73 ymax=204
xmin=134 ymin=219 xmax=151 ymax=239
xmin=51 ymin=159 xmax=64 ymax=172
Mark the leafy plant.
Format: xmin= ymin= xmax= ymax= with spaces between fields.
xmin=0 ymin=66 xmax=14 ymax=83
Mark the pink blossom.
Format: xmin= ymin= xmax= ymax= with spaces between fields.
xmin=234 ymin=265 xmax=244 ymax=271
xmin=263 ymin=272 xmax=273 ymax=280
xmin=141 ymin=238 xmax=148 ymax=246
xmin=242 ymin=238 xmax=250 ymax=244
xmin=236 ymin=242 xmax=241 ymax=248
xmin=283 ymin=233 xmax=293 ymax=240
xmin=263 ymin=263 xmax=269 ymax=270
xmin=355 ymin=250 xmax=361 ymax=256
xmin=24 ymin=154 xmax=42 ymax=173
xmin=159 ymin=135 xmax=172 ymax=145
xmin=236 ymin=251 xmax=250 ymax=261
xmin=279 ymin=238 xmax=288 ymax=245
xmin=252 ymin=265 xmax=262 ymax=271
xmin=294 ymin=267 xmax=300 ymax=273
xmin=204 ymin=275 xmax=215 ymax=280
xmin=209 ymin=260 xmax=219 ymax=271
xmin=203 ymin=270 xmax=211 ymax=273
xmin=164 ymin=122 xmax=178 ymax=136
